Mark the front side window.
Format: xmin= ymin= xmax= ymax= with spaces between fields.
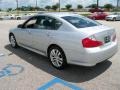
xmin=62 ymin=15 xmax=101 ymax=28
xmin=24 ymin=17 xmax=37 ymax=28
xmin=24 ymin=16 xmax=62 ymax=30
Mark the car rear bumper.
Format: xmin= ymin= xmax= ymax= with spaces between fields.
xmin=67 ymin=41 xmax=118 ymax=66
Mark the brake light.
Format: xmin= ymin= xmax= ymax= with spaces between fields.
xmin=82 ymin=37 xmax=103 ymax=48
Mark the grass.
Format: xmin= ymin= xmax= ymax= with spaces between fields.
xmin=81 ymin=14 xmax=90 ymax=17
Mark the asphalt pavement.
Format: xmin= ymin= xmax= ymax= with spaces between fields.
xmin=0 ymin=20 xmax=120 ymax=90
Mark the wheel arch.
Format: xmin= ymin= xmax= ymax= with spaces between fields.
xmin=9 ymin=32 xmax=14 ymax=36
xmin=9 ymin=32 xmax=14 ymax=40
xmin=113 ymin=17 xmax=116 ymax=20
xmin=47 ymin=44 xmax=66 ymax=58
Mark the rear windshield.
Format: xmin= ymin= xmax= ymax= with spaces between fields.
xmin=62 ymin=15 xmax=101 ymax=28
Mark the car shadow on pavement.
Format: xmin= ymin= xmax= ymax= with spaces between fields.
xmin=5 ymin=44 xmax=112 ymax=83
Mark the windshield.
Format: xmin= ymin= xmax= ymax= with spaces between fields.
xmin=62 ymin=15 xmax=101 ymax=28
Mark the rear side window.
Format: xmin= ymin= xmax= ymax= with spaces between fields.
xmin=62 ymin=15 xmax=101 ymax=28
xmin=35 ymin=16 xmax=62 ymax=30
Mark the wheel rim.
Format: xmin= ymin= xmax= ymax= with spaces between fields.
xmin=10 ymin=36 xmax=16 ymax=47
xmin=50 ymin=49 xmax=63 ymax=67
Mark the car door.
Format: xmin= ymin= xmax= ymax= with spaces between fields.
xmin=17 ymin=17 xmax=37 ymax=48
xmin=31 ymin=16 xmax=62 ymax=54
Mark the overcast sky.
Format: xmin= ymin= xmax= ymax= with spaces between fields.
xmin=0 ymin=0 xmax=118 ymax=9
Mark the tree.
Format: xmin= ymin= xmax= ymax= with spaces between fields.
xmin=7 ymin=8 xmax=13 ymax=12
xmin=87 ymin=4 xmax=97 ymax=8
xmin=26 ymin=6 xmax=36 ymax=11
xmin=45 ymin=5 xmax=51 ymax=11
xmin=16 ymin=6 xmax=45 ymax=11
xmin=65 ymin=4 xmax=72 ymax=11
xmin=77 ymin=5 xmax=83 ymax=10
xmin=52 ymin=4 xmax=58 ymax=11
xmin=104 ymin=4 xmax=113 ymax=11
xmin=0 ymin=0 xmax=2 ymax=11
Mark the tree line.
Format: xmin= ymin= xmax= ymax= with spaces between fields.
xmin=0 ymin=3 xmax=119 ymax=12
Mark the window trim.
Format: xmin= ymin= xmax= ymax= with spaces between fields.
xmin=22 ymin=16 xmax=37 ymax=29
xmin=22 ymin=15 xmax=63 ymax=30
xmin=43 ymin=15 xmax=63 ymax=30
xmin=62 ymin=15 xmax=101 ymax=28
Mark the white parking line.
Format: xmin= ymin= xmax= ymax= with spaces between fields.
xmin=0 ymin=53 xmax=5 ymax=57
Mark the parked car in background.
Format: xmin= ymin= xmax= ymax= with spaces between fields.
xmin=9 ymin=12 xmax=118 ymax=69
xmin=106 ymin=12 xmax=120 ymax=21
xmin=88 ymin=12 xmax=108 ymax=20
xmin=38 ymin=11 xmax=46 ymax=14
xmin=16 ymin=13 xmax=33 ymax=20
xmin=89 ymin=8 xmax=104 ymax=13
xmin=0 ymin=16 xmax=3 ymax=20
xmin=1 ymin=14 xmax=16 ymax=20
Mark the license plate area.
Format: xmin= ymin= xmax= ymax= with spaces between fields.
xmin=104 ymin=36 xmax=111 ymax=43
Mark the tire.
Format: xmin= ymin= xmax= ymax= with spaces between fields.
xmin=9 ymin=34 xmax=18 ymax=48
xmin=113 ymin=17 xmax=116 ymax=21
xmin=11 ymin=17 xmax=14 ymax=20
xmin=106 ymin=19 xmax=109 ymax=21
xmin=17 ymin=17 xmax=21 ymax=20
xmin=48 ymin=46 xmax=67 ymax=70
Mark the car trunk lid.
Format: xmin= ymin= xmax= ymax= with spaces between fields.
xmin=78 ymin=25 xmax=115 ymax=45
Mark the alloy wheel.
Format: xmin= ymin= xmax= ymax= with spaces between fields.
xmin=50 ymin=49 xmax=64 ymax=68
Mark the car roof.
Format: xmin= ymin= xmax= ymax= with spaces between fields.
xmin=37 ymin=12 xmax=79 ymax=18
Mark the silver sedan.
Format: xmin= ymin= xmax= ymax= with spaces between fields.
xmin=9 ymin=13 xmax=118 ymax=69
xmin=106 ymin=12 xmax=120 ymax=21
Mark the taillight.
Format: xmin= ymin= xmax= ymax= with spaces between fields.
xmin=82 ymin=36 xmax=103 ymax=48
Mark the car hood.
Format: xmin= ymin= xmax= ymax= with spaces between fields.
xmin=77 ymin=25 xmax=114 ymax=36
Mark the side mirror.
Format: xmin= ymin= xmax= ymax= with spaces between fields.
xmin=18 ymin=24 xmax=23 ymax=28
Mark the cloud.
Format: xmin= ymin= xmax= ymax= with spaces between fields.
xmin=52 ymin=0 xmax=58 ymax=3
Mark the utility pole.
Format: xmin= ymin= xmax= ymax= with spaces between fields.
xmin=16 ymin=0 xmax=19 ymax=14
xmin=117 ymin=0 xmax=120 ymax=9
xmin=97 ymin=0 xmax=99 ymax=9
xmin=36 ymin=0 xmax=38 ymax=11
xmin=59 ymin=0 xmax=60 ymax=12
